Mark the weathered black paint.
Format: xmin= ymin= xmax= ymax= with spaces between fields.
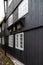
xmin=1 ymin=0 xmax=43 ymax=65
xmin=24 ymin=27 xmax=43 ymax=65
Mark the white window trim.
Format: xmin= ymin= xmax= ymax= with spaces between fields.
xmin=15 ymin=32 xmax=24 ymax=51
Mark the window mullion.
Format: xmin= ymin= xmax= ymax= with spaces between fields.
xmin=18 ymin=34 xmax=20 ymax=50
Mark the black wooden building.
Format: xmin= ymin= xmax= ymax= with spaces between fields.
xmin=0 ymin=0 xmax=43 ymax=65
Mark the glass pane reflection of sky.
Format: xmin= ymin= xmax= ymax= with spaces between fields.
xmin=0 ymin=0 xmax=5 ymax=23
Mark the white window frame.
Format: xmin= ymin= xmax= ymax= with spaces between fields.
xmin=15 ymin=32 xmax=24 ymax=51
xmin=8 ymin=35 xmax=14 ymax=47
xmin=18 ymin=0 xmax=28 ymax=19
xmin=8 ymin=14 xmax=13 ymax=26
xmin=8 ymin=0 xmax=12 ymax=7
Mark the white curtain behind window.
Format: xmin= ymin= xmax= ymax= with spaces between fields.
xmin=18 ymin=0 xmax=28 ymax=19
xmin=0 ymin=0 xmax=5 ymax=22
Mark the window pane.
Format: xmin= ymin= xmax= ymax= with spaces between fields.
xmin=15 ymin=32 xmax=24 ymax=51
xmin=20 ymin=33 xmax=24 ymax=50
xmin=8 ymin=14 xmax=13 ymax=26
xmin=20 ymin=34 xmax=22 ymax=37
xmin=15 ymin=34 xmax=19 ymax=49
xmin=8 ymin=35 xmax=14 ymax=47
xmin=18 ymin=0 xmax=28 ymax=19
xmin=20 ymin=41 xmax=22 ymax=48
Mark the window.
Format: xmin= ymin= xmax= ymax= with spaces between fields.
xmin=15 ymin=32 xmax=24 ymax=51
xmin=2 ymin=23 xmax=4 ymax=31
xmin=8 ymin=14 xmax=13 ymax=26
xmin=2 ymin=37 xmax=4 ymax=45
xmin=0 ymin=38 xmax=1 ymax=44
xmin=0 ymin=28 xmax=1 ymax=32
xmin=8 ymin=35 xmax=14 ymax=47
xmin=18 ymin=0 xmax=28 ymax=19
xmin=8 ymin=0 xmax=12 ymax=7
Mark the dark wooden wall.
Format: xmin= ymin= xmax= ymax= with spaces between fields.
xmin=25 ymin=27 xmax=43 ymax=65
xmin=1 ymin=0 xmax=43 ymax=65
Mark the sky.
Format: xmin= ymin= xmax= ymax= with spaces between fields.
xmin=0 ymin=0 xmax=5 ymax=23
